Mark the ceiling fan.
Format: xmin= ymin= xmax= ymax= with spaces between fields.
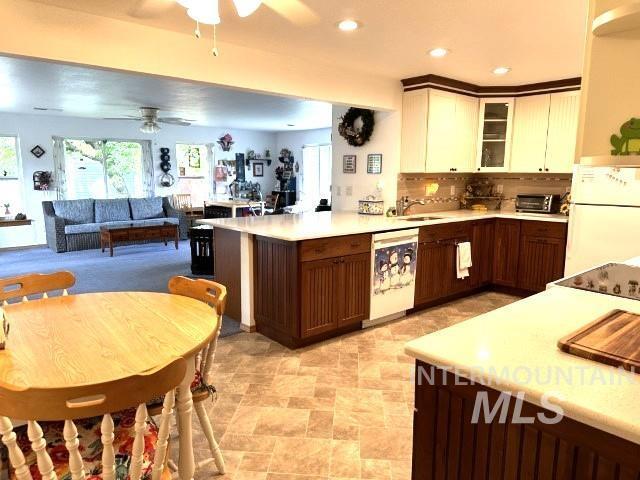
xmin=129 ymin=0 xmax=319 ymax=26
xmin=104 ymin=107 xmax=194 ymax=133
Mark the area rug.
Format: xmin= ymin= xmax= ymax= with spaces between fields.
xmin=0 ymin=241 xmax=242 ymax=337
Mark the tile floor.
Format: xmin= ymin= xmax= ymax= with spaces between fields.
xmin=193 ymin=292 xmax=519 ymax=480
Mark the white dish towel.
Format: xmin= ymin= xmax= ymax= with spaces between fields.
xmin=457 ymin=241 xmax=472 ymax=279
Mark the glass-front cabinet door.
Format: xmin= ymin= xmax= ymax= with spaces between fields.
xmin=475 ymin=97 xmax=514 ymax=172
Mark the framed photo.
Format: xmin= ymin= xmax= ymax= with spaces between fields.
xmin=367 ymin=154 xmax=383 ymax=174
xmin=253 ymin=162 xmax=264 ymax=177
xmin=343 ymin=155 xmax=357 ymax=174
xmin=30 ymin=145 xmax=45 ymax=158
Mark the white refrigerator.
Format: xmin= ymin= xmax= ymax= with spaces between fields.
xmin=565 ymin=166 xmax=640 ymax=276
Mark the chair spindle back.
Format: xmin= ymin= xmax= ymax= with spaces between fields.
xmin=0 ymin=271 xmax=76 ymax=305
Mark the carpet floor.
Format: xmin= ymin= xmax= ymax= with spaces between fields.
xmin=0 ymin=241 xmax=242 ymax=337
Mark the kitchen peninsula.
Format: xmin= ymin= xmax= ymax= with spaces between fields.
xmin=404 ymin=257 xmax=640 ymax=478
xmin=199 ymin=210 xmax=568 ymax=347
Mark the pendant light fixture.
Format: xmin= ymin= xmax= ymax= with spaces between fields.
xmin=232 ymin=0 xmax=262 ymax=17
xmin=187 ymin=0 xmax=220 ymax=24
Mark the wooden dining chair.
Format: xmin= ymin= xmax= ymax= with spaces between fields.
xmin=172 ymin=194 xmax=192 ymax=211
xmin=0 ymin=271 xmax=76 ymax=305
xmin=150 ymin=276 xmax=226 ymax=475
xmin=0 ymin=357 xmax=187 ymax=480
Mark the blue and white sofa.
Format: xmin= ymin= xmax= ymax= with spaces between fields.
xmin=42 ymin=197 xmax=188 ymax=252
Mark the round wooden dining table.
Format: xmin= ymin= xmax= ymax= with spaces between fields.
xmin=0 ymin=291 xmax=220 ymax=480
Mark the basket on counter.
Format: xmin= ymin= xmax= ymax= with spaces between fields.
xmin=358 ymin=196 xmax=384 ymax=215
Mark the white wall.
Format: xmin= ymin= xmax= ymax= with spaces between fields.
xmin=275 ymin=128 xmax=332 ymax=203
xmin=0 ymin=111 xmax=277 ymax=248
xmin=331 ymin=106 xmax=401 ymax=212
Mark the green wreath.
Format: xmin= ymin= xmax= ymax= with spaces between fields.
xmin=338 ymin=108 xmax=375 ymax=147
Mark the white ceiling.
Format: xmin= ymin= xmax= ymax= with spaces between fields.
xmin=0 ymin=55 xmax=333 ymax=131
xmin=28 ymin=0 xmax=588 ymax=85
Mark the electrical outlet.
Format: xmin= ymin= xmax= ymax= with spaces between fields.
xmin=496 ymin=184 xmax=504 ymax=194
xmin=335 ymin=186 xmax=341 ymax=196
xmin=565 ymin=186 xmax=571 ymax=193
xmin=450 ymin=185 xmax=456 ymax=196
xmin=346 ymin=186 xmax=353 ymax=196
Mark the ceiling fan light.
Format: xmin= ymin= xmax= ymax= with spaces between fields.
xmin=140 ymin=122 xmax=161 ymax=134
xmin=232 ymin=0 xmax=262 ymax=17
xmin=177 ymin=0 xmax=198 ymax=7
xmin=188 ymin=0 xmax=220 ymax=25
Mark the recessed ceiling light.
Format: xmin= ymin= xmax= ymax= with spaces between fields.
xmin=338 ymin=19 xmax=359 ymax=31
xmin=429 ymin=48 xmax=449 ymax=58
xmin=492 ymin=66 xmax=511 ymax=75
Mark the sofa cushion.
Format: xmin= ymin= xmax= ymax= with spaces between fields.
xmin=52 ymin=199 xmax=95 ymax=224
xmin=95 ymin=198 xmax=131 ymax=223
xmin=64 ymin=222 xmax=104 ymax=234
xmin=130 ymin=197 xmax=165 ymax=220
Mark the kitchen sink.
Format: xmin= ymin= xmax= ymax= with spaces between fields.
xmin=401 ymin=216 xmax=442 ymax=221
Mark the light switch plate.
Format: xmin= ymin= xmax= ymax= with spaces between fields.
xmin=335 ymin=186 xmax=341 ymax=196
xmin=450 ymin=185 xmax=456 ymax=196
xmin=496 ymin=184 xmax=504 ymax=194
xmin=346 ymin=186 xmax=353 ymax=196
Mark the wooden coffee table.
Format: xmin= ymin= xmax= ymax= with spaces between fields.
xmin=100 ymin=222 xmax=179 ymax=257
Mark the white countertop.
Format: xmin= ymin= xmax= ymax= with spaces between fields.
xmin=405 ymin=265 xmax=640 ymax=445
xmin=197 ymin=209 xmax=568 ymax=241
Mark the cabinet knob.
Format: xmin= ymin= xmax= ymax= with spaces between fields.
xmin=477 ymin=168 xmax=481 ymax=171
xmin=539 ymin=168 xmax=543 ymax=172
xmin=545 ymin=168 xmax=549 ymax=172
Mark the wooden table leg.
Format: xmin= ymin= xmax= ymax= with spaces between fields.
xmin=175 ymin=227 xmax=179 ymax=250
xmin=101 ymin=234 xmax=105 ymax=253
xmin=176 ymin=361 xmax=196 ymax=480
xmin=109 ymin=238 xmax=114 ymax=257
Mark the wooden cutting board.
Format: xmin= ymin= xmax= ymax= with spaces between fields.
xmin=558 ymin=309 xmax=640 ymax=373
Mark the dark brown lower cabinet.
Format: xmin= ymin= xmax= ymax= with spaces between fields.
xmin=300 ymin=252 xmax=371 ymax=338
xmin=412 ymin=361 xmax=640 ymax=480
xmin=492 ymin=219 xmax=521 ymax=288
xmin=517 ymin=235 xmax=566 ymax=292
xmin=254 ymin=234 xmax=371 ymax=348
xmin=470 ymin=219 xmax=494 ymax=287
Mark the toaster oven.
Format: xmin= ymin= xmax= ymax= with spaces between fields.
xmin=515 ymin=194 xmax=561 ymax=214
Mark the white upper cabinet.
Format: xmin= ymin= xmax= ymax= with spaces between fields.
xmin=400 ymin=89 xmax=478 ymax=173
xmin=545 ymin=91 xmax=580 ymax=173
xmin=400 ymin=90 xmax=429 ymax=172
xmin=511 ymin=94 xmax=552 ymax=172
xmin=426 ymin=90 xmax=457 ymax=173
xmin=475 ymin=98 xmax=515 ymax=172
xmin=454 ymin=95 xmax=479 ymax=172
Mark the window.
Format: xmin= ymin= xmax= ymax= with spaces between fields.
xmin=0 ymin=135 xmax=23 ymax=213
xmin=301 ymin=144 xmax=332 ymax=209
xmin=64 ymin=139 xmax=144 ymax=199
xmin=175 ymin=143 xmax=211 ymax=206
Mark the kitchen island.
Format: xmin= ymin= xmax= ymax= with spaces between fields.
xmin=404 ymin=259 xmax=640 ymax=479
xmin=199 ymin=210 xmax=569 ymax=346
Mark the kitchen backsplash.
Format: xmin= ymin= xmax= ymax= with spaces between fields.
xmin=397 ymin=172 xmax=572 ymax=213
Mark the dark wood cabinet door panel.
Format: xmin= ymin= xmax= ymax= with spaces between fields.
xmin=338 ymin=252 xmax=371 ymax=327
xmin=254 ymin=236 xmax=299 ymax=336
xmin=521 ymin=220 xmax=567 ymax=239
xmin=300 ymin=257 xmax=340 ymax=337
xmin=492 ymin=219 xmax=521 ymax=287
xmin=419 ymin=222 xmax=472 ymax=243
xmin=517 ymin=235 xmax=566 ymax=292
xmin=415 ymin=242 xmax=452 ymax=304
xmin=470 ymin=220 xmax=494 ymax=288
xmin=412 ymin=361 xmax=640 ymax=480
xmin=299 ymin=234 xmax=371 ymax=262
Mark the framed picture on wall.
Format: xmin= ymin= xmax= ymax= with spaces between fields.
xmin=343 ymin=155 xmax=356 ymax=174
xmin=367 ymin=154 xmax=383 ymax=174
xmin=253 ymin=162 xmax=264 ymax=177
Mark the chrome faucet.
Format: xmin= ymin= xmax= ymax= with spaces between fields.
xmin=398 ymin=196 xmax=425 ymax=216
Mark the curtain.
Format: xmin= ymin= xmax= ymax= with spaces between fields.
xmin=140 ymin=140 xmax=154 ymax=197
xmin=52 ymin=136 xmax=66 ymax=200
xmin=207 ymin=143 xmax=215 ymax=198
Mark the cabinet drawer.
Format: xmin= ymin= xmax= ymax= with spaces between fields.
xmin=419 ymin=222 xmax=471 ymax=243
xmin=521 ymin=220 xmax=567 ymax=239
xmin=299 ymin=234 xmax=371 ymax=262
